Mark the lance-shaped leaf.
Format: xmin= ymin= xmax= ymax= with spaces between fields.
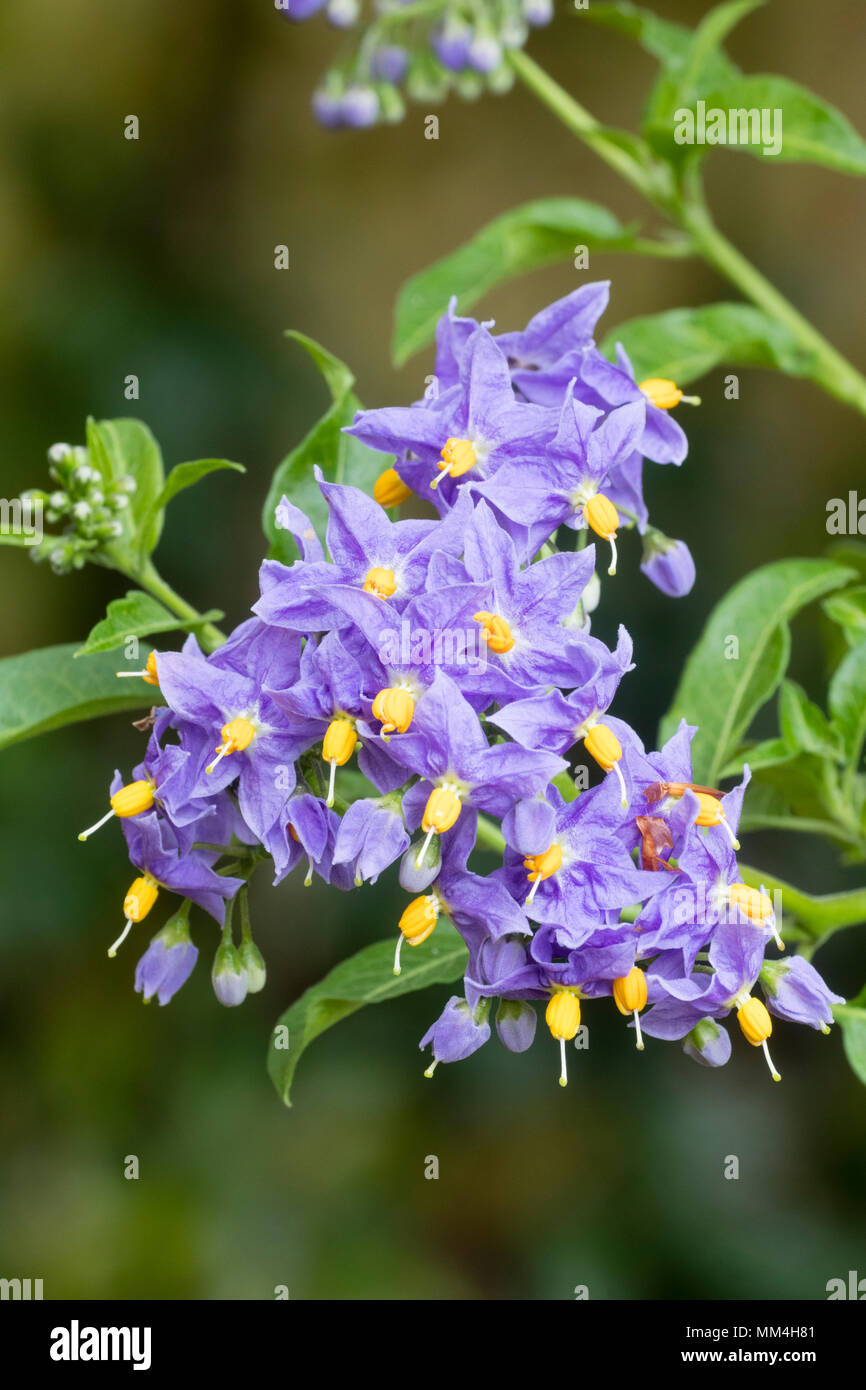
xmin=262 ymin=332 xmax=391 ymax=565
xmin=600 ymin=302 xmax=812 ymax=384
xmin=86 ymin=417 xmax=166 ymax=562
xmin=137 ymin=458 xmax=245 ymax=548
xmin=658 ymin=75 xmax=866 ymax=177
xmin=75 ymin=590 xmax=224 ymax=657
xmin=0 ymin=643 xmax=156 ymax=753
xmin=660 ymin=558 xmax=855 ymax=785
xmin=828 ymin=640 xmax=866 ymax=778
xmin=268 ymin=921 xmax=469 ymax=1107
xmin=392 ymin=197 xmax=639 ymax=366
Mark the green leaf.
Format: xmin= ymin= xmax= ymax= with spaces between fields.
xmin=778 ymin=679 xmax=842 ymax=760
xmin=600 ymin=302 xmax=812 ymax=384
xmin=718 ymin=737 xmax=793 ymax=779
xmin=262 ymin=334 xmax=391 ymax=564
xmin=828 ymin=640 xmax=866 ymax=772
xmin=640 ymin=2 xmax=762 ymax=141
xmin=86 ymin=417 xmax=166 ymax=561
xmin=838 ymin=1004 xmax=866 ymax=1087
xmin=392 ymin=197 xmax=637 ymax=365
xmin=660 ymin=558 xmax=855 ymax=784
xmin=582 ymin=2 xmax=725 ymax=71
xmin=666 ymin=75 xmax=866 ymax=177
xmin=0 ymin=643 xmax=156 ymax=753
xmin=139 ymin=458 xmax=245 ymax=546
xmin=823 ymin=586 xmax=866 ymax=647
xmin=75 ymin=590 xmax=224 ymax=657
xmin=268 ymin=921 xmax=469 ymax=1107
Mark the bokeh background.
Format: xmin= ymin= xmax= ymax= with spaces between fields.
xmin=1 ymin=0 xmax=864 ymax=1299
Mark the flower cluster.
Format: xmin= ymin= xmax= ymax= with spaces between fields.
xmin=278 ymin=0 xmax=552 ymax=128
xmin=80 ymin=283 xmax=843 ymax=1085
xmin=24 ymin=443 xmax=136 ymax=574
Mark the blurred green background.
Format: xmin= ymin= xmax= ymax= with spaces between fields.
xmin=1 ymin=0 xmax=864 ymax=1299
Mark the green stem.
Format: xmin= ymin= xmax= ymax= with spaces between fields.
xmin=134 ymin=560 xmax=227 ymax=653
xmin=475 ymin=813 xmax=506 ymax=855
xmin=508 ymin=49 xmax=866 ymax=419
xmin=740 ymin=863 xmax=866 ymax=943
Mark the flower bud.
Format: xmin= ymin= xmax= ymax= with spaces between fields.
xmin=640 ymin=530 xmax=696 ymax=597
xmin=212 ymin=938 xmax=249 ymax=1008
xmin=496 ymin=999 xmax=537 ymax=1053
xmin=399 ymin=836 xmax=441 ymax=892
xmin=135 ymin=906 xmax=198 ymax=1006
xmin=239 ymin=938 xmax=267 ymax=994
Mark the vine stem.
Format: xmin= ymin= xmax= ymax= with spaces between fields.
xmin=134 ymin=559 xmax=227 ymax=653
xmin=507 ymin=49 xmax=866 ymax=418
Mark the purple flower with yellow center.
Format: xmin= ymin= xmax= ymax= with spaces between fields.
xmin=347 ymin=326 xmax=555 ymax=506
xmin=266 ymin=630 xmax=406 ymax=806
xmin=456 ymin=499 xmax=616 ymax=704
xmin=256 ymin=472 xmax=474 ymax=631
xmin=498 ymin=281 xmax=610 ymax=378
xmin=641 ymin=918 xmax=782 ymax=1081
xmin=392 ymin=808 xmax=532 ymax=975
xmin=134 ymin=904 xmax=198 ymax=1007
xmin=389 ymin=669 xmax=566 ymax=872
xmin=522 ymin=340 xmax=693 ymax=466
xmin=113 ymin=807 xmax=243 ymax=960
xmin=473 ymin=385 xmax=646 ymax=569
xmin=324 ymin=577 xmax=494 ymax=726
xmin=499 ymin=777 xmax=666 ymax=948
xmin=154 ymin=636 xmax=310 ymax=844
xmin=490 ymin=624 xmax=636 ymax=803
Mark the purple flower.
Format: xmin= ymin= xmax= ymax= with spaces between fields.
xmin=682 ymin=1018 xmax=733 ymax=1068
xmin=431 ymin=17 xmax=473 ymax=70
xmin=332 ymin=796 xmax=409 ymax=884
xmin=371 ymin=45 xmax=409 ymax=84
xmin=420 ymin=996 xmax=491 ymax=1072
xmin=134 ymin=909 xmax=198 ymax=1006
xmin=120 ymin=809 xmax=243 ymax=925
xmin=760 ymin=955 xmax=844 ymax=1030
xmin=640 ymin=530 xmax=696 ymax=597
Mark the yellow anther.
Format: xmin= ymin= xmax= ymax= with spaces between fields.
xmin=524 ymin=843 xmax=563 ymax=906
xmin=584 ymin=723 xmax=628 ymax=808
xmin=322 ymin=718 xmax=357 ymax=767
xmin=613 ymin=966 xmax=648 ymax=1050
xmin=613 ymin=966 xmax=648 ymax=1016
xmin=323 ymin=717 xmax=358 ymax=806
xmin=546 ymin=989 xmax=582 ymax=1087
xmin=116 ymin=650 xmax=159 ymax=685
xmin=393 ymin=893 xmax=440 ymax=974
xmin=473 ymin=610 xmax=516 ymax=655
xmin=374 ymin=467 xmax=412 ymax=508
xmin=372 ymin=686 xmax=415 ymax=737
xmin=638 ymin=377 xmax=700 ymax=410
xmin=432 ymin=437 xmax=477 ymax=489
xmin=422 ymin=786 xmax=462 ymax=835
xmin=79 ymin=778 xmax=156 ymax=841
xmin=109 ymin=873 xmax=159 ymax=958
xmin=728 ymin=883 xmax=774 ymax=924
xmin=546 ymin=989 xmax=581 ymax=1040
xmin=111 ymin=780 xmax=155 ymax=819
xmin=737 ymin=996 xmax=781 ymax=1082
xmin=582 ymin=492 xmax=619 ymax=575
xmin=737 ymin=995 xmax=772 ymax=1046
xmin=584 ymin=723 xmax=622 ymax=772
xmin=363 ymin=566 xmax=397 ymax=599
xmin=695 ymin=792 xmax=740 ymax=850
xmin=206 ymin=715 xmax=257 ymax=776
